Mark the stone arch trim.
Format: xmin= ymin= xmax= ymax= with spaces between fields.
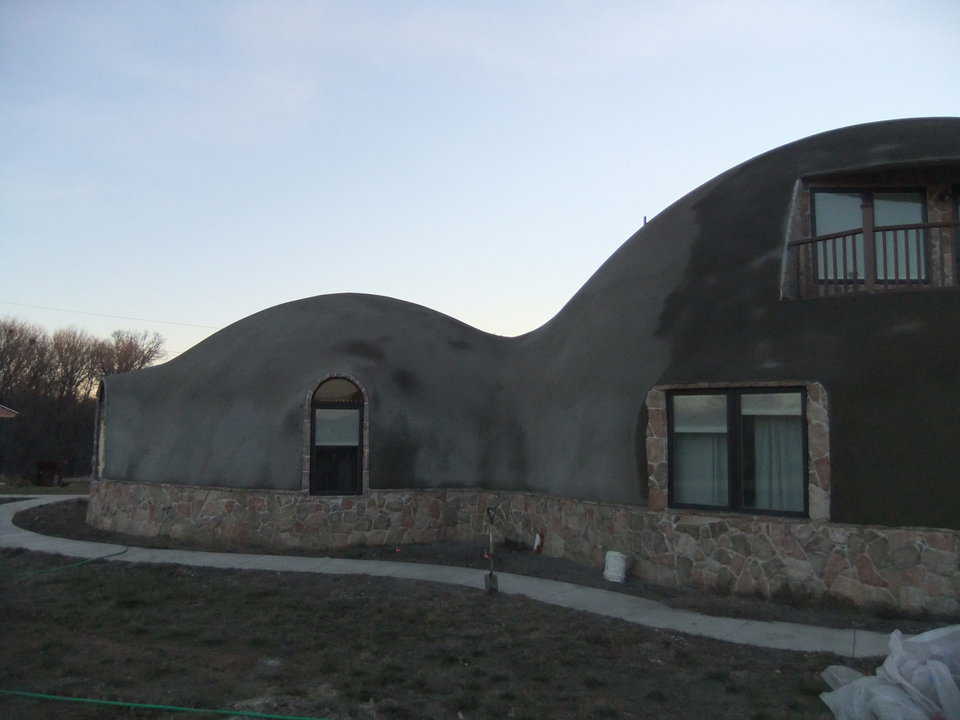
xmin=301 ymin=372 xmax=371 ymax=493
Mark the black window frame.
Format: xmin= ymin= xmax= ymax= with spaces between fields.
xmin=811 ymin=186 xmax=928 ymax=234
xmin=810 ymin=187 xmax=929 ymax=286
xmin=666 ymin=387 xmax=809 ymax=518
xmin=309 ymin=387 xmax=364 ymax=497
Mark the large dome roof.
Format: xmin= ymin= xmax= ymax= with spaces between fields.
xmin=103 ymin=118 xmax=960 ymax=525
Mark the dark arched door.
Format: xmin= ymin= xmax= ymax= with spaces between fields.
xmin=310 ymin=378 xmax=362 ymax=495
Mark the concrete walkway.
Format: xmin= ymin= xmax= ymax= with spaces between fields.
xmin=1 ymin=494 xmax=892 ymax=658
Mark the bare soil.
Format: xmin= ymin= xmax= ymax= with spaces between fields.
xmin=1 ymin=546 xmax=874 ymax=720
xmin=13 ymin=498 xmax=954 ymax=636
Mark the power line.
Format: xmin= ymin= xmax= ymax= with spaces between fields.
xmin=0 ymin=301 xmax=220 ymax=329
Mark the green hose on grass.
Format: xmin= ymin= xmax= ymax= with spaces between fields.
xmin=6 ymin=547 xmax=129 ymax=579
xmin=2 ymin=545 xmax=334 ymax=718
xmin=0 ymin=690 xmax=332 ymax=719
xmin=2 ymin=521 xmax=333 ymax=718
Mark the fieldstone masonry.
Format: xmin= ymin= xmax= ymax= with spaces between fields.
xmin=89 ymin=480 xmax=959 ymax=616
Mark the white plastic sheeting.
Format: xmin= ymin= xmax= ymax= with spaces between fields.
xmin=821 ymin=625 xmax=960 ymax=720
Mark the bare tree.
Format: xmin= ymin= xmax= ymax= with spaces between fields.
xmin=93 ymin=330 xmax=165 ymax=376
xmin=50 ymin=328 xmax=99 ymax=403
xmin=0 ymin=317 xmax=49 ymax=401
xmin=0 ymin=318 xmax=166 ymax=479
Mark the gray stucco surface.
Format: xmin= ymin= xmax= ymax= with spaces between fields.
xmin=103 ymin=117 xmax=960 ymax=526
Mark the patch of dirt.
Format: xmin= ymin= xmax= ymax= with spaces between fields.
xmin=1 ymin=547 xmax=872 ymax=719
xmin=13 ymin=498 xmax=955 ymax=636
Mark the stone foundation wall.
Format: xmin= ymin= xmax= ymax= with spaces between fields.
xmin=88 ymin=478 xmax=959 ymax=615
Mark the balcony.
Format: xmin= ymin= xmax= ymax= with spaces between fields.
xmin=787 ymin=221 xmax=957 ymax=299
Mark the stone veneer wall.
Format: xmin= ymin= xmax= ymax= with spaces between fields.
xmin=88 ymin=477 xmax=960 ymax=615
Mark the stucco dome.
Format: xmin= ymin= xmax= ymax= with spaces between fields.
xmin=103 ymin=117 xmax=960 ymax=525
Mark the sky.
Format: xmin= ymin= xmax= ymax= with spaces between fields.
xmin=3 ymin=0 xmax=959 ymax=360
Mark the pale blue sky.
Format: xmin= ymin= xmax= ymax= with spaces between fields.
xmin=3 ymin=0 xmax=958 ymax=358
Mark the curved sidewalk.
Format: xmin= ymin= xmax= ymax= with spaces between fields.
xmin=1 ymin=494 xmax=890 ymax=658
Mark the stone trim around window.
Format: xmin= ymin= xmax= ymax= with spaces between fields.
xmin=782 ymin=169 xmax=960 ymax=299
xmin=300 ymin=373 xmax=371 ymax=494
xmin=645 ymin=381 xmax=829 ymax=521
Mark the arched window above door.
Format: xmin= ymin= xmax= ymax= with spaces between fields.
xmin=313 ymin=377 xmax=362 ymax=403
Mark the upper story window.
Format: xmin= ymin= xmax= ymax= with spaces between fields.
xmin=784 ymin=166 xmax=959 ymax=299
xmin=812 ymin=189 xmax=927 ymax=282
xmin=668 ymin=389 xmax=807 ymax=516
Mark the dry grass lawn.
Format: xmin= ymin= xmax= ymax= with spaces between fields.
xmin=0 ymin=547 xmax=872 ymax=720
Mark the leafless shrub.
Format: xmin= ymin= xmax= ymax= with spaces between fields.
xmin=93 ymin=329 xmax=165 ymax=376
xmin=0 ymin=316 xmax=165 ymax=478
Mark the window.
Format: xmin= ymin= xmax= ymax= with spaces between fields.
xmin=668 ymin=389 xmax=807 ymax=515
xmin=811 ymin=189 xmax=927 ymax=283
xmin=310 ymin=377 xmax=363 ymax=495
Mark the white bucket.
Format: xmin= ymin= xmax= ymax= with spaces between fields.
xmin=602 ymin=550 xmax=628 ymax=583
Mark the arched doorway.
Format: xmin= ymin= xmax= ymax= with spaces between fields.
xmin=310 ymin=377 xmax=363 ymax=495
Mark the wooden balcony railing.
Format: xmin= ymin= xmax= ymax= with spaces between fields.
xmin=787 ymin=221 xmax=957 ymax=298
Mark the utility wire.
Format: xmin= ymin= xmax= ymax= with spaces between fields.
xmin=0 ymin=301 xmax=220 ymax=329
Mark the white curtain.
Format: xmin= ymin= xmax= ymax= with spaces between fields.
xmin=673 ymin=433 xmax=727 ymax=506
xmin=751 ymin=416 xmax=804 ymax=511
